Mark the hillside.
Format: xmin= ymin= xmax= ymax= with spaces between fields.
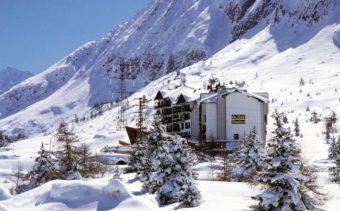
xmin=0 ymin=67 xmax=33 ymax=95
xmin=1 ymin=0 xmax=338 ymax=136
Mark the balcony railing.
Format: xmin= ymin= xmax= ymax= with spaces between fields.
xmin=183 ymin=105 xmax=191 ymax=112
xmin=173 ymin=106 xmax=182 ymax=113
xmin=155 ymin=100 xmax=171 ymax=109
xmin=162 ymin=108 xmax=172 ymax=116
xmin=162 ymin=117 xmax=173 ymax=124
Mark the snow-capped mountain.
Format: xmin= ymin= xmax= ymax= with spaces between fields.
xmin=0 ymin=0 xmax=339 ymax=136
xmin=0 ymin=67 xmax=33 ymax=95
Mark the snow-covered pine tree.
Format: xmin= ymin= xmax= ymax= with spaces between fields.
xmin=329 ymin=135 xmax=338 ymax=159
xmin=329 ymin=134 xmax=340 ymax=183
xmin=299 ymin=77 xmax=305 ymax=87
xmin=139 ymin=118 xmax=168 ymax=193
xmin=294 ymin=117 xmax=301 ymax=137
xmin=125 ymin=123 xmax=149 ymax=175
xmin=253 ymin=110 xmax=322 ymax=210
xmin=232 ymin=127 xmax=264 ymax=182
xmin=26 ymin=143 xmax=58 ymax=189
xmin=151 ymin=135 xmax=201 ymax=208
xmin=54 ymin=121 xmax=80 ymax=179
xmin=0 ymin=131 xmax=8 ymax=147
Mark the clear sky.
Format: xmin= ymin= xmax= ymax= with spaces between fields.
xmin=0 ymin=0 xmax=150 ymax=74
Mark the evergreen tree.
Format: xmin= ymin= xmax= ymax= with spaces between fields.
xmin=329 ymin=136 xmax=338 ymax=159
xmin=139 ymin=118 xmax=168 ymax=193
xmin=294 ymin=117 xmax=301 ymax=137
xmin=310 ymin=111 xmax=320 ymax=124
xmin=299 ymin=77 xmax=305 ymax=87
xmin=253 ymin=111 xmax=322 ymax=210
xmin=125 ymin=130 xmax=149 ymax=175
xmin=0 ymin=131 xmax=8 ymax=147
xmin=151 ymin=135 xmax=201 ymax=208
xmin=55 ymin=121 xmax=80 ymax=178
xmin=232 ymin=127 xmax=264 ymax=182
xmin=329 ymin=135 xmax=340 ymax=183
xmin=26 ymin=143 xmax=58 ymax=189
xmin=324 ymin=111 xmax=337 ymax=144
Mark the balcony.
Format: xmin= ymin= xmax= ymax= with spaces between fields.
xmin=173 ymin=124 xmax=181 ymax=132
xmin=162 ymin=117 xmax=173 ymax=124
xmin=183 ymin=104 xmax=191 ymax=112
xmin=162 ymin=108 xmax=172 ymax=116
xmin=155 ymin=100 xmax=171 ymax=109
xmin=183 ymin=113 xmax=190 ymax=120
xmin=173 ymin=106 xmax=182 ymax=114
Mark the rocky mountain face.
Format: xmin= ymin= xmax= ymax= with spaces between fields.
xmin=0 ymin=67 xmax=33 ymax=95
xmin=224 ymin=0 xmax=334 ymax=41
xmin=0 ymin=0 xmax=338 ymax=135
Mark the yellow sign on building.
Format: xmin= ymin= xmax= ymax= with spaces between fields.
xmin=232 ymin=115 xmax=246 ymax=124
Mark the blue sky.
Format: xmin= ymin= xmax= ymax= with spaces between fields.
xmin=0 ymin=0 xmax=150 ymax=74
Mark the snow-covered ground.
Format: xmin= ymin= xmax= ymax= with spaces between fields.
xmin=0 ymin=119 xmax=339 ymax=210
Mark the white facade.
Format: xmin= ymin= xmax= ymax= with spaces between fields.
xmin=205 ymin=103 xmax=217 ymax=140
xmin=225 ymin=92 xmax=267 ymax=141
xmin=199 ymin=88 xmax=269 ymax=149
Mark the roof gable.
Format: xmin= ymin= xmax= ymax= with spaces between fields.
xmin=221 ymin=88 xmax=269 ymax=103
xmin=154 ymin=91 xmax=163 ymax=100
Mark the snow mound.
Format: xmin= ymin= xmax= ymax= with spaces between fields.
xmin=0 ymin=185 xmax=11 ymax=201
xmin=333 ymin=29 xmax=340 ymax=49
xmin=48 ymin=181 xmax=102 ymax=208
xmin=103 ymin=179 xmax=131 ymax=198
xmin=0 ymin=180 xmax=156 ymax=210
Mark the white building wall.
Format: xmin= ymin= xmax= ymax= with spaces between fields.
xmin=191 ymin=103 xmax=200 ymax=139
xmin=205 ymin=103 xmax=217 ymax=140
xmin=225 ymin=92 xmax=264 ymax=141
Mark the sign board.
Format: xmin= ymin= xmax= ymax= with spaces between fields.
xmin=232 ymin=115 xmax=246 ymax=124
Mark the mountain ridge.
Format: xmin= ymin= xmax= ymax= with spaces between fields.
xmin=0 ymin=67 xmax=33 ymax=95
xmin=0 ymin=0 xmax=339 ymax=136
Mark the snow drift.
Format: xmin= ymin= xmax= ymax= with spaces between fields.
xmin=0 ymin=180 xmax=156 ymax=211
xmin=0 ymin=185 xmax=11 ymax=201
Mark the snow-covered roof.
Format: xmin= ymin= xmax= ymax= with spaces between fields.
xmin=155 ymin=86 xmax=204 ymax=104
xmin=198 ymin=88 xmax=269 ymax=104
xmin=221 ymin=88 xmax=269 ymax=103
xmin=199 ymin=93 xmax=218 ymax=104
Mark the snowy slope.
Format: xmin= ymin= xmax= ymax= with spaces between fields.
xmin=0 ymin=67 xmax=33 ymax=95
xmin=65 ymin=0 xmax=340 ymax=147
xmin=2 ymin=0 xmax=337 ymax=136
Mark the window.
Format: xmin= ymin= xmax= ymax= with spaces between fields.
xmin=234 ymin=134 xmax=240 ymax=140
xmin=185 ymin=122 xmax=191 ymax=129
xmin=184 ymin=113 xmax=190 ymax=120
xmin=181 ymin=123 xmax=184 ymax=130
xmin=173 ymin=114 xmax=180 ymax=120
xmin=166 ymin=125 xmax=172 ymax=133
